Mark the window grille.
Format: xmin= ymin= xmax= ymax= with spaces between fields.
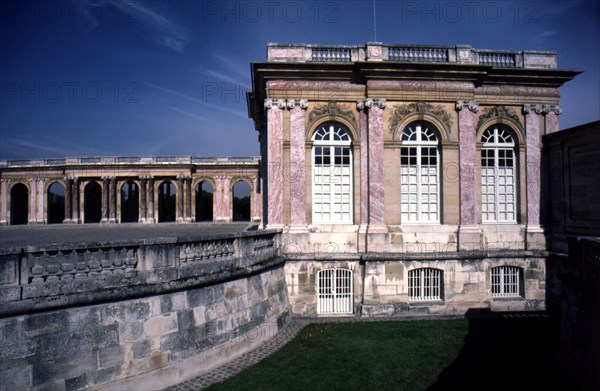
xmin=317 ymin=268 xmax=353 ymax=314
xmin=491 ymin=266 xmax=521 ymax=297
xmin=408 ymin=268 xmax=443 ymax=301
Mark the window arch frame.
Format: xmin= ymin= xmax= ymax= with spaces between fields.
xmin=408 ymin=267 xmax=444 ymax=301
xmin=400 ymin=121 xmax=441 ymax=224
xmin=490 ymin=265 xmax=523 ymax=298
xmin=311 ymin=121 xmax=354 ymax=224
xmin=480 ymin=125 xmax=519 ymax=224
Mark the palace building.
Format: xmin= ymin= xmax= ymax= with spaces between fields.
xmin=246 ymin=43 xmax=580 ymax=316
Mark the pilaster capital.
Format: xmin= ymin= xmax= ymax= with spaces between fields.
xmin=0 ymin=178 xmax=9 ymax=183
xmin=523 ymin=104 xmax=544 ymax=115
xmin=286 ymin=99 xmax=308 ymax=110
xmin=357 ymin=98 xmax=386 ymax=110
xmin=264 ymin=98 xmax=286 ymax=110
xmin=456 ymin=100 xmax=479 ymax=113
xmin=542 ymin=104 xmax=563 ymax=115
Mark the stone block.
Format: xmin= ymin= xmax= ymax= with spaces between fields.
xmin=0 ymin=363 xmax=32 ymax=390
xmin=98 ymin=345 xmax=124 ymax=369
xmin=129 ymin=352 xmax=170 ymax=376
xmin=193 ymin=306 xmax=206 ymax=326
xmin=65 ymin=373 xmax=86 ymax=391
xmin=144 ymin=313 xmax=178 ymax=337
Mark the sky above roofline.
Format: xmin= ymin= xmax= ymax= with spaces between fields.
xmin=1 ymin=0 xmax=598 ymax=160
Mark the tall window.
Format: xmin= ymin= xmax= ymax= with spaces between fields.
xmin=481 ymin=127 xmax=517 ymax=223
xmin=312 ymin=122 xmax=353 ymax=223
xmin=491 ymin=266 xmax=522 ymax=297
xmin=317 ymin=268 xmax=353 ymax=314
xmin=408 ymin=268 xmax=443 ymax=301
xmin=400 ymin=122 xmax=440 ymax=223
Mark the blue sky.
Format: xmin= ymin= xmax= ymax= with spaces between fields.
xmin=1 ymin=0 xmax=598 ymax=160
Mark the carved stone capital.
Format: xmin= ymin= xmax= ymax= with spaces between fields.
xmin=264 ymin=98 xmax=286 ymax=110
xmin=542 ymin=104 xmax=562 ymax=115
xmin=523 ymin=104 xmax=544 ymax=115
xmin=357 ymin=98 xmax=386 ymax=110
xmin=456 ymin=100 xmax=479 ymax=113
xmin=286 ymin=99 xmax=308 ymax=110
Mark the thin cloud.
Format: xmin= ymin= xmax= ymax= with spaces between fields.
xmin=213 ymin=54 xmax=251 ymax=81
xmin=169 ymin=106 xmax=223 ymax=126
xmin=204 ymin=69 xmax=242 ymax=85
xmin=81 ymin=0 xmax=190 ymax=52
xmin=6 ymin=138 xmax=105 ymax=158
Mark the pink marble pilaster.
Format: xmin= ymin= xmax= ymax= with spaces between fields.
xmin=215 ymin=176 xmax=223 ymax=221
xmin=544 ymin=105 xmax=562 ymax=134
xmin=109 ymin=177 xmax=116 ymax=223
xmin=29 ymin=178 xmax=36 ymax=224
xmin=359 ymin=109 xmax=369 ymax=229
xmin=63 ymin=177 xmax=72 ymax=223
xmin=366 ymin=100 xmax=386 ymax=230
xmin=524 ymin=105 xmax=542 ymax=227
xmin=176 ymin=175 xmax=184 ymax=222
xmin=36 ymin=178 xmax=44 ymax=223
xmin=72 ymin=178 xmax=79 ymax=223
xmin=139 ymin=176 xmax=147 ymax=223
xmin=265 ymin=99 xmax=285 ymax=228
xmin=288 ymin=100 xmax=307 ymax=229
xmin=223 ymin=176 xmax=232 ymax=222
xmin=147 ymin=177 xmax=155 ymax=223
xmin=185 ymin=176 xmax=192 ymax=222
xmin=252 ymin=176 xmax=261 ymax=222
xmin=0 ymin=179 xmax=8 ymax=224
xmin=101 ymin=177 xmax=109 ymax=223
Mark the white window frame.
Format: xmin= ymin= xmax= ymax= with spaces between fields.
xmin=481 ymin=127 xmax=517 ymax=223
xmin=317 ymin=268 xmax=353 ymax=314
xmin=491 ymin=266 xmax=521 ymax=298
xmin=311 ymin=123 xmax=353 ymax=224
xmin=408 ymin=268 xmax=443 ymax=301
xmin=400 ymin=122 xmax=440 ymax=223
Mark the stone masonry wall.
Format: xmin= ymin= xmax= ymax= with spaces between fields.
xmin=0 ymin=266 xmax=290 ymax=391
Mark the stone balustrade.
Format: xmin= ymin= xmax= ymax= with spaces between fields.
xmin=0 ymin=229 xmax=281 ymax=317
xmin=0 ymin=155 xmax=260 ymax=168
xmin=266 ymin=43 xmax=557 ymax=69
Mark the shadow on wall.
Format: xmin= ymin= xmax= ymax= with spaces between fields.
xmin=429 ymin=309 xmax=575 ymax=390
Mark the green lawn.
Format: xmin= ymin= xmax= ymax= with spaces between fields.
xmin=206 ymin=319 xmax=469 ymax=391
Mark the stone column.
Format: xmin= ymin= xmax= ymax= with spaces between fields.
xmin=223 ymin=176 xmax=232 ymax=222
xmin=72 ymin=177 xmax=80 ymax=223
xmin=64 ymin=177 xmax=72 ymax=223
xmin=0 ymin=179 xmax=8 ymax=225
xmin=101 ymin=177 xmax=109 ymax=223
xmin=176 ymin=175 xmax=184 ymax=222
xmin=544 ymin=105 xmax=562 ymax=134
xmin=252 ymin=176 xmax=260 ymax=222
xmin=37 ymin=178 xmax=44 ymax=223
xmin=215 ymin=176 xmax=223 ymax=221
xmin=139 ymin=176 xmax=147 ymax=223
xmin=287 ymin=99 xmax=308 ymax=231
xmin=523 ymin=104 xmax=545 ymax=250
xmin=29 ymin=178 xmax=37 ymax=224
xmin=264 ymin=98 xmax=285 ymax=228
xmin=109 ymin=177 xmax=117 ymax=223
xmin=147 ymin=176 xmax=155 ymax=223
xmin=185 ymin=176 xmax=192 ymax=222
xmin=456 ymin=100 xmax=482 ymax=251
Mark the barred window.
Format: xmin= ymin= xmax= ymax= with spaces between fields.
xmin=491 ymin=266 xmax=522 ymax=297
xmin=317 ymin=268 xmax=353 ymax=314
xmin=401 ymin=122 xmax=440 ymax=223
xmin=408 ymin=268 xmax=443 ymax=301
xmin=481 ymin=127 xmax=517 ymax=223
xmin=312 ymin=123 xmax=353 ymax=224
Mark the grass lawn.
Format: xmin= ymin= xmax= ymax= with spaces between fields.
xmin=206 ymin=319 xmax=469 ymax=391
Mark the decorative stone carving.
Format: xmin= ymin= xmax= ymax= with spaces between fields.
xmin=286 ymin=99 xmax=308 ymax=109
xmin=456 ymin=100 xmax=479 ymax=113
xmin=388 ymin=102 xmax=452 ymax=133
xmin=541 ymin=104 xmax=562 ymax=115
xmin=307 ymin=101 xmax=356 ymax=127
xmin=179 ymin=240 xmax=235 ymax=263
xmin=522 ymin=104 xmax=544 ymax=115
xmin=477 ymin=105 xmax=522 ymax=130
xmin=356 ymin=98 xmax=387 ymax=110
xmin=264 ymin=99 xmax=286 ymax=109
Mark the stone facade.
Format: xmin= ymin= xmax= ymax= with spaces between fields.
xmin=0 ymin=156 xmax=261 ymax=225
xmin=0 ymin=230 xmax=290 ymax=390
xmin=248 ymin=42 xmax=580 ymax=317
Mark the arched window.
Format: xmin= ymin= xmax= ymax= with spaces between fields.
xmin=491 ymin=266 xmax=522 ymax=297
xmin=312 ymin=122 xmax=353 ymax=224
xmin=47 ymin=182 xmax=65 ymax=224
xmin=84 ymin=181 xmax=102 ymax=223
xmin=195 ymin=180 xmax=213 ymax=222
xmin=120 ymin=181 xmax=139 ymax=223
xmin=481 ymin=127 xmax=517 ymax=223
xmin=317 ymin=268 xmax=353 ymax=314
xmin=232 ymin=180 xmax=251 ymax=222
xmin=400 ymin=122 xmax=440 ymax=223
xmin=158 ymin=181 xmax=176 ymax=222
xmin=10 ymin=183 xmax=28 ymax=225
xmin=408 ymin=268 xmax=443 ymax=301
